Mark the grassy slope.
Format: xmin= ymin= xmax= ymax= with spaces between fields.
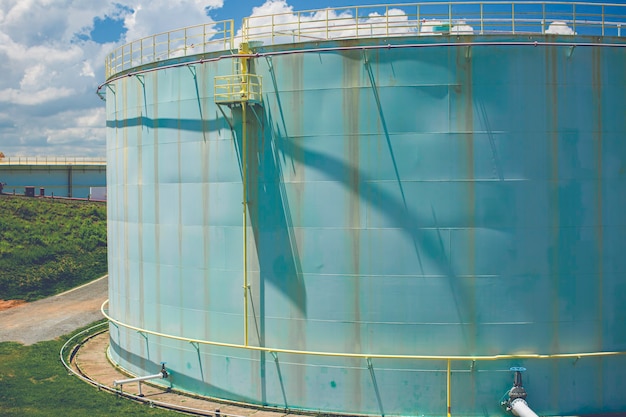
xmin=0 ymin=195 xmax=108 ymax=301
xmin=0 ymin=198 xmax=173 ymax=415
xmin=0 ymin=324 xmax=174 ymax=417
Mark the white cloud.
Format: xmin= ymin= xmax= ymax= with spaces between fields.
xmin=0 ymin=0 xmax=221 ymax=156
xmin=0 ymin=87 xmax=75 ymax=105
xmin=0 ymin=0 xmax=478 ymax=157
xmin=80 ymin=61 xmax=95 ymax=78
xmin=239 ymin=1 xmax=417 ymax=46
xmin=19 ymin=64 xmax=47 ymax=90
xmin=121 ymin=0 xmax=222 ymax=41
xmin=546 ymin=21 xmax=576 ymax=35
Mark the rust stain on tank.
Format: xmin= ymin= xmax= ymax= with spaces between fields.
xmin=343 ymin=50 xmax=362 ymax=409
xmin=592 ymin=44 xmax=604 ymax=405
xmin=152 ymin=71 xmax=162 ymax=331
xmin=291 ymin=53 xmax=305 ymax=182
xmin=177 ymin=74 xmax=185 ymax=335
xmin=284 ymin=52 xmax=307 ymax=406
xmin=122 ymin=77 xmax=130 ymax=322
xmin=137 ymin=75 xmax=145 ymax=328
xmin=546 ymin=44 xmax=560 ymax=354
xmin=455 ymin=46 xmax=476 ymax=355
xmin=546 ymin=45 xmax=564 ymax=408
xmin=201 ymin=64 xmax=212 ymax=331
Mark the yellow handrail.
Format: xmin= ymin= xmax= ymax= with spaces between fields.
xmin=241 ymin=1 xmax=626 ymax=47
xmin=101 ymin=299 xmax=626 ymax=362
xmin=102 ymin=298 xmax=626 ymax=417
xmin=104 ymin=3 xmax=626 ymax=79
xmin=105 ymin=20 xmax=234 ymax=79
xmin=214 ymin=73 xmax=263 ymax=104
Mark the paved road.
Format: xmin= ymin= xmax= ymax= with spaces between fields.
xmin=0 ymin=275 xmax=108 ymax=345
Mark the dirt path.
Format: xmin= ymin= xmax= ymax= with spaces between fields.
xmin=0 ymin=275 xmax=108 ymax=345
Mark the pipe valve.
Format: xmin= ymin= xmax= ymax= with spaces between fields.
xmin=501 ymin=367 xmax=539 ymax=417
xmin=508 ymin=366 xmax=528 ymax=403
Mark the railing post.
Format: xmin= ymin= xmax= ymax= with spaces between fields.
xmin=512 ymin=3 xmax=515 ymax=34
xmin=121 ymin=45 xmax=125 ymax=72
xmin=602 ymin=5 xmax=605 ymax=36
xmin=326 ymin=8 xmax=329 ymax=40
xmin=230 ymin=20 xmax=234 ymax=50
xmin=417 ymin=4 xmax=420 ymax=34
xmin=480 ymin=3 xmax=484 ymax=35
xmin=542 ymin=3 xmax=546 ymax=34
xmin=386 ymin=5 xmax=389 ymax=37
xmin=573 ymin=3 xmax=576 ymax=35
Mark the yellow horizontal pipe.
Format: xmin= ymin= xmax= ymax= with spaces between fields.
xmin=101 ymin=300 xmax=626 ymax=361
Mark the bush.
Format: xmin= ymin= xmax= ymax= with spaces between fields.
xmin=0 ymin=196 xmax=107 ymax=301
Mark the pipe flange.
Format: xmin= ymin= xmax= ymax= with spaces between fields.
xmin=509 ymin=385 xmax=527 ymax=400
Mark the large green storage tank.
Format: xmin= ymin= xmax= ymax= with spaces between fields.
xmin=102 ymin=3 xmax=626 ymax=415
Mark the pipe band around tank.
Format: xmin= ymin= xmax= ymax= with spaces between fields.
xmin=101 ymin=300 xmax=626 ymax=362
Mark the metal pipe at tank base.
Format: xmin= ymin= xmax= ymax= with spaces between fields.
xmin=510 ymin=398 xmax=539 ymax=417
xmin=113 ymin=363 xmax=169 ymax=397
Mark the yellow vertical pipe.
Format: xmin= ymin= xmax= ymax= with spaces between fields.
xmin=242 ymin=101 xmax=248 ymax=346
xmin=240 ymin=42 xmax=250 ymax=347
xmin=447 ymin=359 xmax=451 ymax=417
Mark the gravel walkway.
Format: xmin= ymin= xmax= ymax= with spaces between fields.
xmin=0 ymin=275 xmax=108 ymax=345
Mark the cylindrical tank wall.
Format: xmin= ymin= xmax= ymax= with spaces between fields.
xmin=106 ymin=36 xmax=626 ymax=416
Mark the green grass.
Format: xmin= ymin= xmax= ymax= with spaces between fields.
xmin=0 ymin=322 xmax=175 ymax=417
xmin=0 ymin=196 xmax=176 ymax=415
xmin=0 ymin=195 xmax=108 ymax=301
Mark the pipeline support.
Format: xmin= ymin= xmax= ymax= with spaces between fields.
xmin=114 ymin=363 xmax=169 ymax=397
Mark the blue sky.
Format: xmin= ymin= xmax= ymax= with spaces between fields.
xmin=0 ymin=0 xmax=615 ymax=156
xmin=2 ymin=0 xmax=428 ymax=157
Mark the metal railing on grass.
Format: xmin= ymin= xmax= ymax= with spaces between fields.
xmin=59 ymin=320 xmax=234 ymax=417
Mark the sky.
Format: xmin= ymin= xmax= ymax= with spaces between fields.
xmin=0 ymin=0 xmax=418 ymax=157
xmin=0 ymin=0 xmax=612 ymax=157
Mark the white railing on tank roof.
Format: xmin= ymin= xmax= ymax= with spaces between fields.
xmin=0 ymin=156 xmax=106 ymax=165
xmin=105 ymin=20 xmax=235 ymax=79
xmin=242 ymin=1 xmax=626 ymax=45
xmin=104 ymin=2 xmax=626 ymax=79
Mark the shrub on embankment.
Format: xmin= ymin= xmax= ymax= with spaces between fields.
xmin=0 ymin=195 xmax=107 ymax=301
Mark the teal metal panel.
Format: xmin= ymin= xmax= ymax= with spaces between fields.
xmin=106 ymin=33 xmax=626 ymax=416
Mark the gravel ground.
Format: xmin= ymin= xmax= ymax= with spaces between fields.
xmin=0 ymin=275 xmax=108 ymax=345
